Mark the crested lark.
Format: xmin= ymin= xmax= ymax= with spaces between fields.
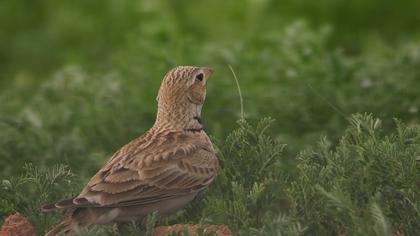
xmin=42 ymin=66 xmax=218 ymax=235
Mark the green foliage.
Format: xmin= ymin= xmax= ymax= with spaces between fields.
xmin=1 ymin=0 xmax=420 ymax=77
xmin=0 ymin=164 xmax=77 ymax=234
xmin=287 ymin=114 xmax=420 ymax=235
xmin=145 ymin=211 xmax=158 ymax=236
xmin=1 ymin=115 xmax=419 ymax=235
xmin=0 ymin=66 xmax=153 ymax=178
xmin=203 ymin=118 xmax=288 ymax=233
xmin=2 ymin=20 xmax=420 ymax=176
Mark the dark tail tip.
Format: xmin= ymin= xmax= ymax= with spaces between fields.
xmin=55 ymin=198 xmax=76 ymax=209
xmin=41 ymin=203 xmax=57 ymax=212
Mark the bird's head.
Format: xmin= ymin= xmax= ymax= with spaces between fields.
xmin=154 ymin=66 xmax=214 ymax=130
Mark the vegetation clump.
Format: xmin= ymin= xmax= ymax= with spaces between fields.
xmin=1 ymin=115 xmax=419 ymax=235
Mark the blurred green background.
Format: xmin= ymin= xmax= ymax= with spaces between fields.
xmin=1 ymin=0 xmax=420 ymax=183
xmin=2 ymin=0 xmax=420 ymax=78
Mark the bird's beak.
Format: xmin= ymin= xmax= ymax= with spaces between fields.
xmin=201 ymin=67 xmax=214 ymax=78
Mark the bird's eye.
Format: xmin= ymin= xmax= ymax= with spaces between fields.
xmin=195 ymin=73 xmax=204 ymax=81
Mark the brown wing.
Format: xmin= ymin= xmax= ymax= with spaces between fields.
xmin=43 ymin=131 xmax=218 ymax=211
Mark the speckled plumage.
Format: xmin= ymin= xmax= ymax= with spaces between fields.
xmin=42 ymin=66 xmax=217 ymax=235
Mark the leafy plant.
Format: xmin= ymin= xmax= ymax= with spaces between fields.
xmin=1 ymin=115 xmax=419 ymax=236
xmin=0 ymin=164 xmax=77 ymax=234
xmin=288 ymin=114 xmax=420 ymax=235
xmin=201 ymin=118 xmax=295 ymax=234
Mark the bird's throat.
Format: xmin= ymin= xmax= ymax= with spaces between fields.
xmin=154 ymin=102 xmax=204 ymax=131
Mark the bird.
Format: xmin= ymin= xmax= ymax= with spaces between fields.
xmin=42 ymin=66 xmax=218 ymax=235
